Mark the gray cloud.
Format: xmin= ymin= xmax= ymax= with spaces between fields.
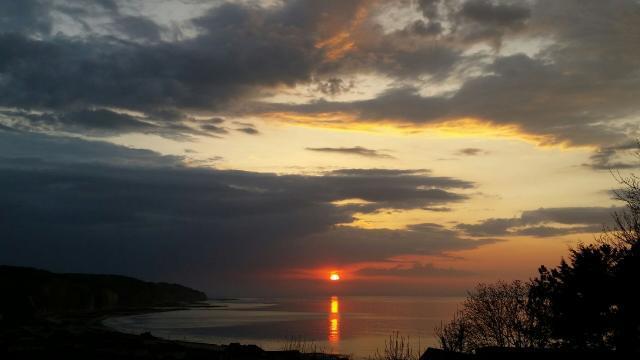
xmin=231 ymin=121 xmax=260 ymax=135
xmin=0 ymin=129 xmax=484 ymax=295
xmin=306 ymin=146 xmax=394 ymax=159
xmin=456 ymin=148 xmax=487 ymax=156
xmin=266 ymin=50 xmax=638 ymax=148
xmin=0 ymin=108 xmax=220 ymax=140
xmin=460 ymin=0 xmax=531 ymax=27
xmin=356 ymin=262 xmax=474 ymax=278
xmin=456 ymin=206 xmax=622 ymax=237
xmin=423 ymin=206 xmax=452 ymax=212
xmin=584 ymin=142 xmax=639 ymax=170
xmin=0 ymin=1 xmax=330 ymax=137
xmin=110 ymin=15 xmax=163 ymax=42
xmin=315 ymin=78 xmax=355 ymax=96
xmin=299 ymin=223 xmax=496 ymax=266
xmin=0 ymin=0 xmax=52 ymax=36
xmin=3 ymin=0 xmax=636 ymax=151
xmin=417 ymin=0 xmax=441 ymax=19
xmin=236 ymin=126 xmax=260 ymax=135
xmin=244 ymin=0 xmax=640 ymax=156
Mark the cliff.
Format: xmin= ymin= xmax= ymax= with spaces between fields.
xmin=0 ymin=265 xmax=207 ymax=322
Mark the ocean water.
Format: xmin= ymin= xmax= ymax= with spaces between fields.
xmin=104 ymin=296 xmax=462 ymax=359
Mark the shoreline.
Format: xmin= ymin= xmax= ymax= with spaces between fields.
xmin=2 ymin=304 xmax=350 ymax=360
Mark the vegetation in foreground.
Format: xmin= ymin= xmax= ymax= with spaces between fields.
xmin=434 ymin=169 xmax=640 ymax=354
xmin=370 ymin=332 xmax=420 ymax=360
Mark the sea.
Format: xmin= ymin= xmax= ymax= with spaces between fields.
xmin=104 ymin=296 xmax=463 ymax=359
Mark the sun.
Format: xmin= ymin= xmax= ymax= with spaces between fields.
xmin=329 ymin=272 xmax=340 ymax=281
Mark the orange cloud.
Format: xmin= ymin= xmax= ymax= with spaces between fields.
xmin=314 ymin=3 xmax=371 ymax=61
xmin=261 ymin=111 xmax=579 ymax=148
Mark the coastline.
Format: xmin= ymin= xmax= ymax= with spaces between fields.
xmin=2 ymin=304 xmax=350 ymax=360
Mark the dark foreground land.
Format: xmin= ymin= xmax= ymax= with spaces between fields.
xmin=2 ymin=265 xmax=636 ymax=360
xmin=0 ymin=266 xmax=347 ymax=360
xmin=1 ymin=317 xmax=346 ymax=360
xmin=420 ymin=347 xmax=636 ymax=360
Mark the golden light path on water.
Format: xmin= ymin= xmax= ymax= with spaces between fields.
xmin=329 ymin=296 xmax=340 ymax=344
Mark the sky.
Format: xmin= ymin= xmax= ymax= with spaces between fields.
xmin=1 ymin=0 xmax=639 ymax=297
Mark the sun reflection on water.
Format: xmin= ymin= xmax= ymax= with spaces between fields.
xmin=329 ymin=296 xmax=340 ymax=343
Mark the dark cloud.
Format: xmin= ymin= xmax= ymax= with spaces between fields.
xmin=519 ymin=207 xmax=620 ymax=226
xmin=0 ymin=0 xmax=52 ymax=36
xmin=315 ymin=78 xmax=354 ymax=96
xmin=231 ymin=121 xmax=260 ymax=134
xmin=335 ymin=38 xmax=462 ymax=79
xmin=456 ymin=217 xmax=518 ymax=237
xmin=110 ymin=15 xmax=163 ymax=42
xmin=244 ymin=0 xmax=640 ymax=155
xmin=0 ymin=128 xmax=184 ymax=167
xmin=423 ymin=206 xmax=452 ymax=212
xmin=0 ymin=9 xmax=317 ymax=110
xmin=198 ymin=117 xmax=229 ymax=135
xmin=306 ymin=146 xmax=394 ymax=159
xmin=267 ymin=50 xmax=638 ymax=148
xmin=584 ymin=142 xmax=639 ymax=170
xmin=456 ymin=148 xmax=487 ymax=156
xmin=416 ymin=0 xmax=532 ymax=47
xmin=512 ymin=225 xmax=602 ymax=238
xmin=0 ymin=0 xmax=638 ymax=150
xmin=0 ymin=108 xmax=212 ymax=140
xmin=417 ymin=0 xmax=441 ymax=19
xmin=402 ymin=20 xmax=443 ymax=37
xmin=329 ymin=168 xmax=431 ymax=177
xmin=356 ymin=263 xmax=474 ymax=278
xmin=236 ymin=127 xmax=260 ymax=135
xmin=0 ymin=130 xmax=483 ymax=295
xmin=299 ymin=223 xmax=496 ymax=266
xmin=0 ymin=1 xmax=331 ymax=137
xmin=457 ymin=206 xmax=622 ymax=237
xmin=459 ymin=0 xmax=531 ymax=27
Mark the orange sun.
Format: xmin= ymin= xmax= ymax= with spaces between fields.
xmin=329 ymin=272 xmax=340 ymax=281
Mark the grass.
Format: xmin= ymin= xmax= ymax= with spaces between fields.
xmin=370 ymin=332 xmax=420 ymax=360
xmin=281 ymin=337 xmax=327 ymax=354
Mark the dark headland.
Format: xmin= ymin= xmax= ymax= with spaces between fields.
xmin=0 ymin=265 xmax=347 ymax=360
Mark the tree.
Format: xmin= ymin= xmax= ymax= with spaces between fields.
xmin=528 ymin=168 xmax=640 ymax=351
xmin=435 ymin=280 xmax=547 ymax=353
xmin=434 ymin=311 xmax=468 ymax=353
xmin=436 ymin=156 xmax=640 ymax=352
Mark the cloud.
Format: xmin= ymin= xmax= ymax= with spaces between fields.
xmin=0 ymin=129 xmax=485 ymax=295
xmin=306 ymin=146 xmax=394 ymax=159
xmin=456 ymin=148 xmax=487 ymax=156
xmin=263 ymin=51 xmax=638 ymax=148
xmin=2 ymin=0 xmax=636 ymax=151
xmin=236 ymin=127 xmax=260 ymax=135
xmin=423 ymin=206 xmax=452 ymax=212
xmin=459 ymin=0 xmax=531 ymax=27
xmin=109 ymin=15 xmax=163 ymax=42
xmin=297 ymin=223 xmax=497 ymax=266
xmin=456 ymin=206 xmax=623 ymax=237
xmin=0 ymin=128 xmax=184 ymax=167
xmin=238 ymin=0 xmax=640 ymax=157
xmin=232 ymin=121 xmax=260 ymax=135
xmin=0 ymin=0 xmax=469 ymax=138
xmin=356 ymin=262 xmax=474 ymax=278
xmin=0 ymin=0 xmax=52 ymax=36
xmin=0 ymin=1 xmax=329 ymax=137
xmin=0 ymin=108 xmax=224 ymax=140
xmin=315 ymin=78 xmax=355 ymax=96
xmin=584 ymin=142 xmax=639 ymax=170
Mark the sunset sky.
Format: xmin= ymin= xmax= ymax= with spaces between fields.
xmin=1 ymin=0 xmax=639 ymax=296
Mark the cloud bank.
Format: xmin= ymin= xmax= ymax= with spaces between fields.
xmin=0 ymin=129 xmax=488 ymax=295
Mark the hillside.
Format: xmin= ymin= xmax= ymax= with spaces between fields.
xmin=0 ymin=265 xmax=207 ymax=322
